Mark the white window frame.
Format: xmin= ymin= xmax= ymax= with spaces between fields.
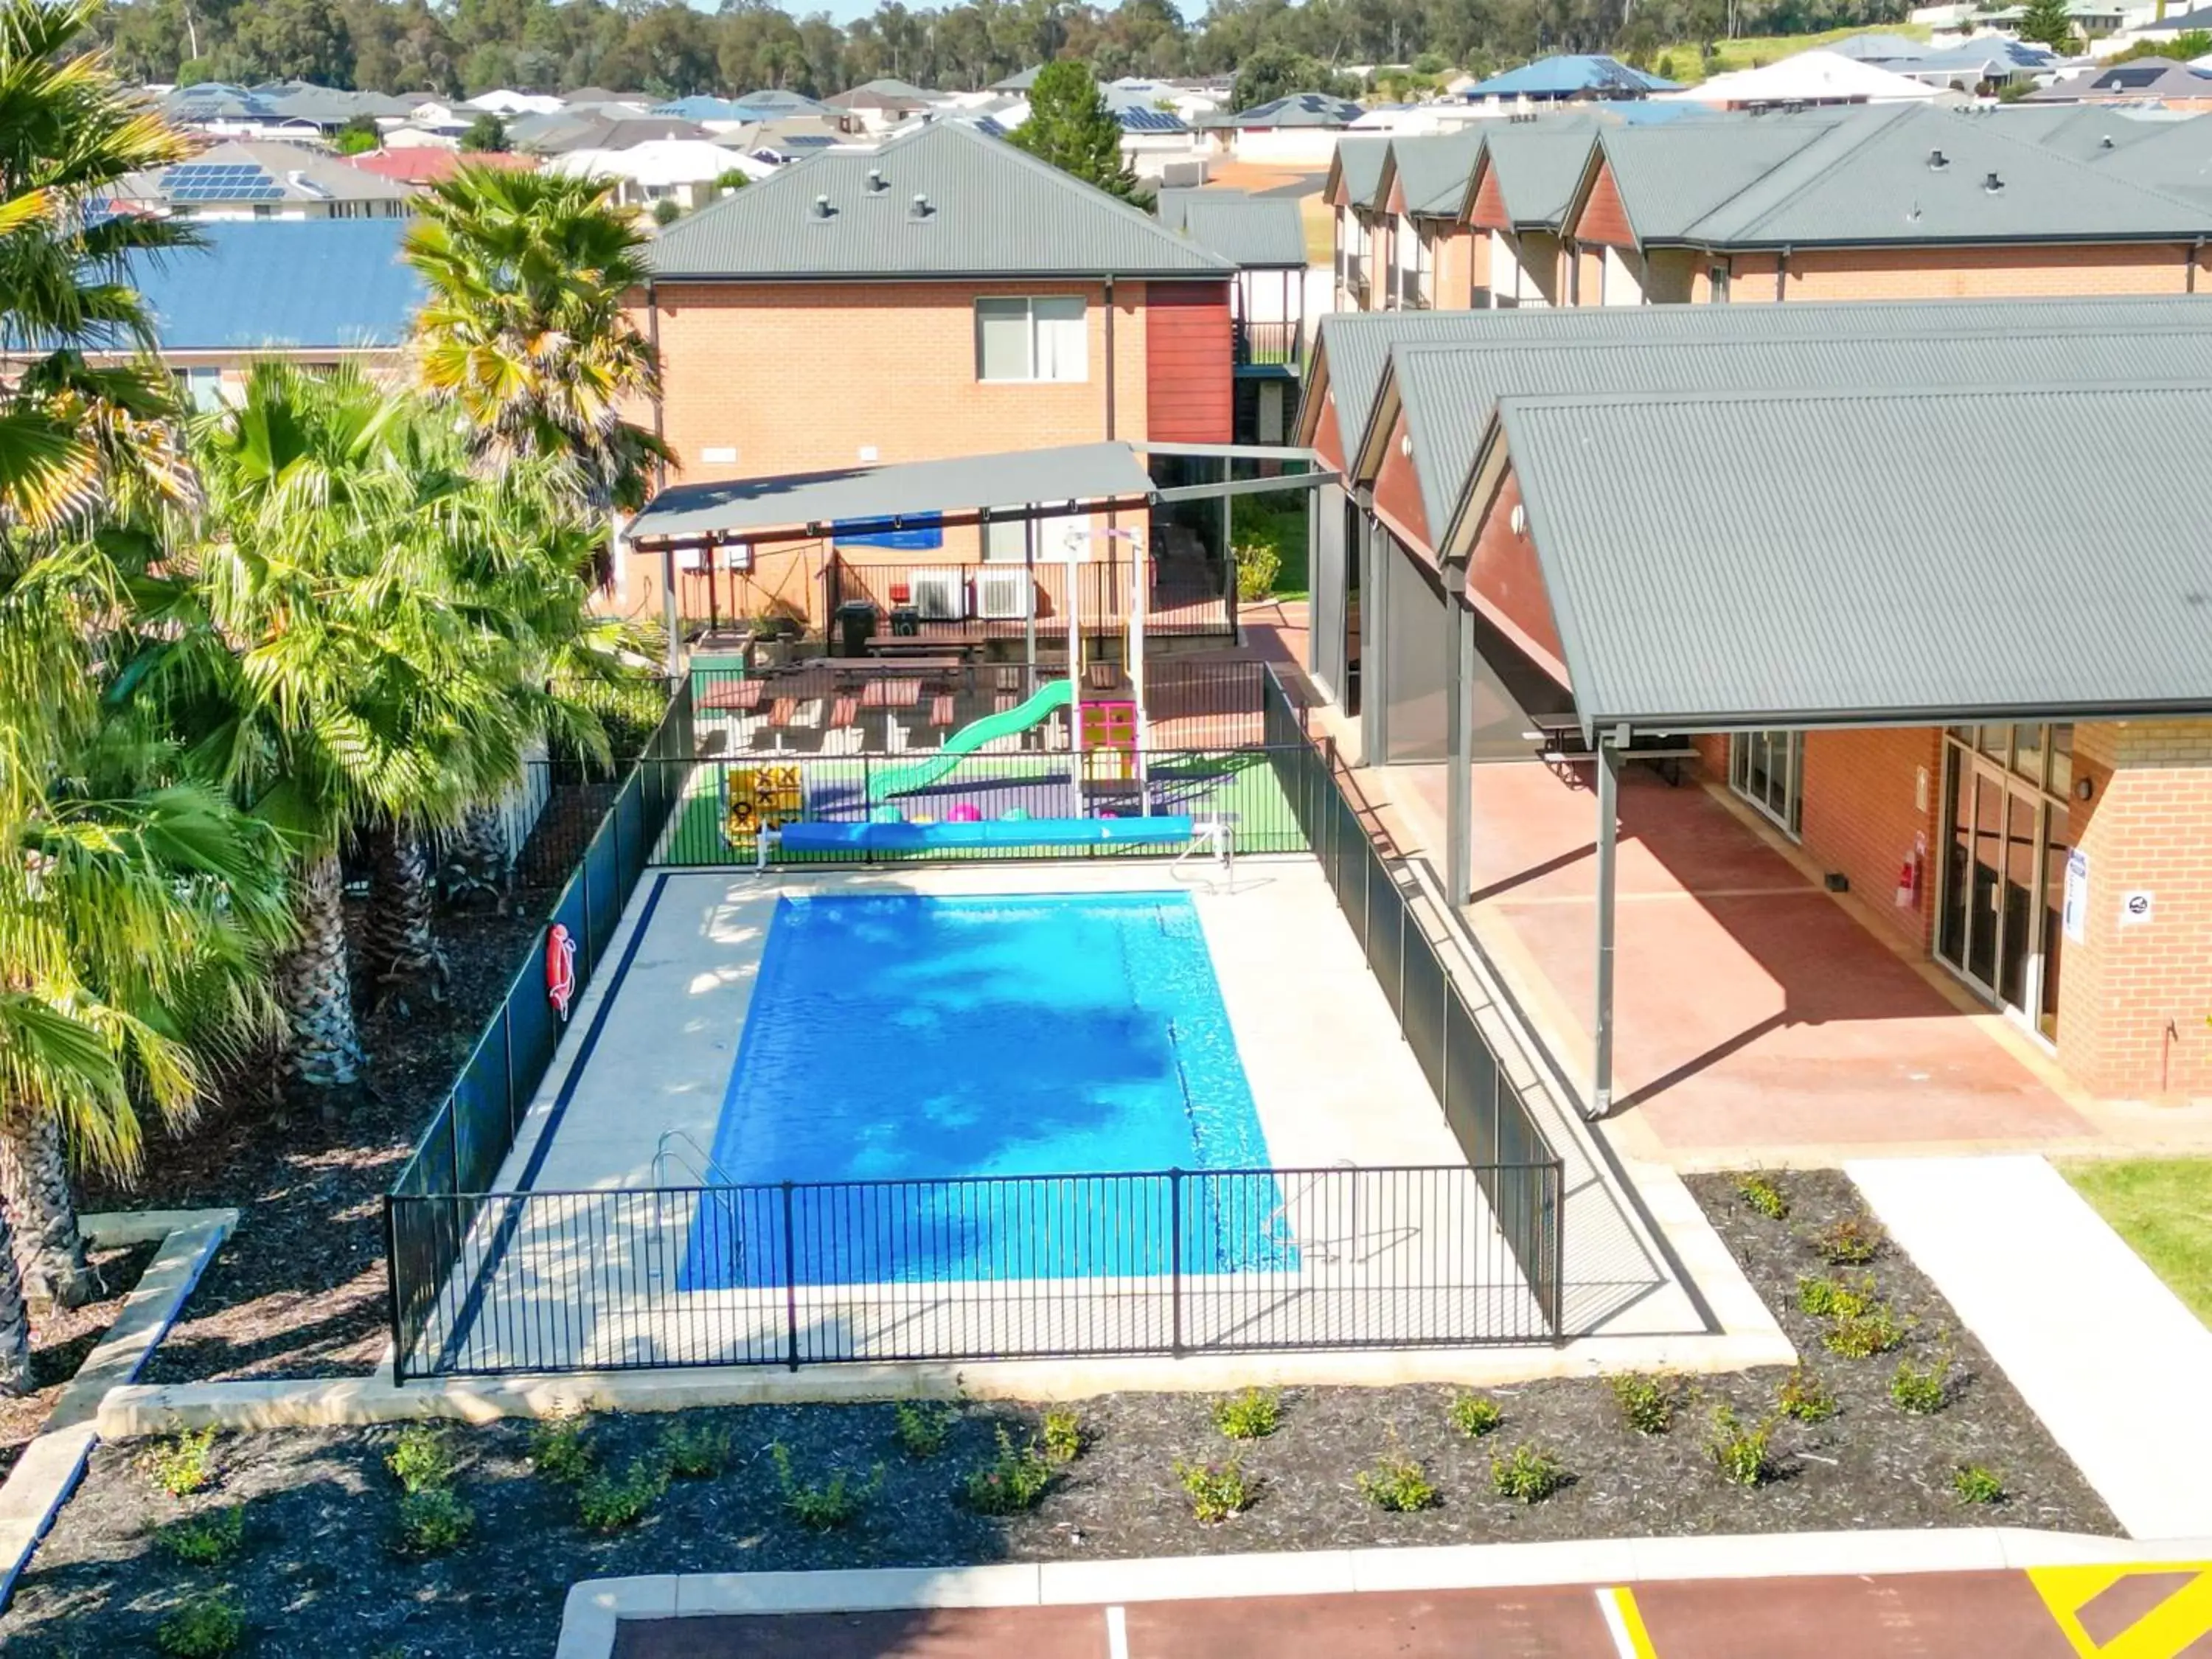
xmin=974 ymin=296 xmax=1088 ymax=384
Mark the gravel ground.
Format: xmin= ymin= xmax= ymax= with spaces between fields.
xmin=1 ymin=1169 xmax=2117 ymax=1658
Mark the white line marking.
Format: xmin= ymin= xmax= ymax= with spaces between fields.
xmin=1596 ymin=1586 xmax=1641 ymax=1659
xmin=1105 ymin=1602 xmax=1130 ymax=1659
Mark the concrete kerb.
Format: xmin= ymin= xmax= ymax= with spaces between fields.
xmin=0 ymin=1208 xmax=237 ymax=1609
xmin=96 ymin=1318 xmax=1800 ymax=1437
xmin=552 ymin=1530 xmax=2212 ymax=1659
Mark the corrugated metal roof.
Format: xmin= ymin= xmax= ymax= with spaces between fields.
xmin=2094 ymin=113 xmax=2212 ymax=208
xmin=646 ymin=120 xmax=1231 ymax=281
xmin=1589 ymin=111 xmax=1868 ymax=240
xmin=1304 ymin=294 xmax=2212 ymax=470
xmin=1170 ymin=195 xmax=1307 ymax=266
xmin=1683 ymin=103 xmax=2212 ymax=246
xmin=1989 ymin=103 xmax=2181 ymax=161
xmin=1479 ymin=122 xmax=1602 ymax=226
xmin=120 ymin=220 xmax=422 ymax=351
xmin=1500 ymin=383 xmax=2212 ymax=728
xmin=1394 ymin=324 xmax=2212 ymax=551
xmin=1330 ymin=135 xmax=1392 ymax=209
xmin=1464 ymin=55 xmax=1677 ymax=98
xmin=1216 ymin=93 xmax=1363 ymax=128
xmin=1388 ymin=132 xmax=1484 ymax=216
xmin=625 ymin=442 xmax=1156 ymax=543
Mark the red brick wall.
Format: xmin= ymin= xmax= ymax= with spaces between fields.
xmin=1801 ymin=726 xmax=1944 ymax=951
xmin=2056 ymin=720 xmax=2212 ymax=1098
xmin=1144 ymin=280 xmax=1233 ymax=442
xmin=1470 ymin=165 xmax=1509 ymax=232
xmin=1573 ymin=159 xmax=1635 ymax=249
xmin=1719 ymin=243 xmax=2208 ymax=303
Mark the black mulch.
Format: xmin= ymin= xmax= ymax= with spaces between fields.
xmin=0 ymin=1243 xmax=157 ymax=1482
xmin=2 ymin=1170 xmax=2117 ymax=1659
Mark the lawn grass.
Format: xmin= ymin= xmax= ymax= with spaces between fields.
xmin=2062 ymin=1157 xmax=2212 ymax=1328
xmin=1649 ymin=21 xmax=1933 ymax=83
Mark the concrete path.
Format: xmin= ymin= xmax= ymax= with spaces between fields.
xmin=1850 ymin=1155 xmax=2212 ymax=1541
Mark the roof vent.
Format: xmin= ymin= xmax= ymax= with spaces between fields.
xmin=866 ymin=167 xmax=886 ymax=192
xmin=1983 ymin=170 xmax=2004 ymax=194
xmin=1927 ymin=147 xmax=1949 ymax=170
xmin=2100 ymin=133 xmax=2115 ymax=148
xmin=813 ymin=192 xmax=832 ymax=219
xmin=910 ymin=191 xmax=931 ymax=219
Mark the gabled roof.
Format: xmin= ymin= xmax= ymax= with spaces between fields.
xmin=1155 ymin=189 xmax=1307 ymax=265
xmin=2093 ymin=111 xmax=2212 ymax=206
xmin=2034 ymin=57 xmax=2212 ymax=100
xmin=118 ymin=219 xmax=422 ymax=351
xmin=342 ymin=150 xmax=537 ymax=185
xmin=1989 ymin=102 xmax=2182 ymax=161
xmin=1660 ymin=49 xmax=1942 ymax=108
xmin=1385 ymin=131 xmax=1484 ymax=216
xmin=1301 ymin=293 xmax=2212 ymax=467
xmin=518 ymin=115 xmax=713 ymax=154
xmin=1674 ymin=103 xmax=2212 ymax=247
xmin=1397 ymin=322 xmax=2212 ymax=555
xmin=1214 ymin=93 xmax=1364 ymax=128
xmin=1326 ymin=134 xmax=1393 ymax=209
xmin=1826 ymin=32 xmax=1929 ymax=62
xmin=1575 ymin=110 xmax=1868 ymax=242
xmin=1496 ymin=383 xmax=2212 ymax=729
xmin=1463 ymin=55 xmax=1677 ymax=100
xmin=1470 ymin=121 xmax=1601 ymax=228
xmin=114 ymin=140 xmax=414 ymax=206
xmin=829 ymin=78 xmax=938 ymax=109
xmin=645 ymin=120 xmax=1234 ymax=282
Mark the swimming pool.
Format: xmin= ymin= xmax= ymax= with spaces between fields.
xmin=681 ymin=892 xmax=1291 ymax=1289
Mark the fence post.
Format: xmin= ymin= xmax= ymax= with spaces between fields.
xmin=502 ymin=1004 xmax=518 ymax=1142
xmin=782 ymin=1180 xmax=801 ymax=1371
xmin=1547 ymin=1159 xmax=1566 ymax=1340
xmin=1169 ymin=1169 xmax=1184 ymax=1357
xmin=384 ymin=1197 xmax=406 ymax=1385
xmin=580 ymin=845 xmax=595 ymax=978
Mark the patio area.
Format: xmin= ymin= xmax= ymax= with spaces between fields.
xmin=1375 ymin=758 xmax=2096 ymax=1163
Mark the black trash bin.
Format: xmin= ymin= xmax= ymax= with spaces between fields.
xmin=834 ymin=599 xmax=879 ymax=657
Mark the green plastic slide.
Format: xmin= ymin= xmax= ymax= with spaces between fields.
xmin=867 ymin=678 xmax=1076 ymax=801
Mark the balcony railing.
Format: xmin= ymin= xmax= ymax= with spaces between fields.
xmin=1233 ymin=318 xmax=1303 ymax=369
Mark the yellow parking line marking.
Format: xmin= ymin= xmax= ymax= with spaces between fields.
xmin=1596 ymin=1585 xmax=1659 ymax=1659
xmin=2029 ymin=1563 xmax=2212 ymax=1658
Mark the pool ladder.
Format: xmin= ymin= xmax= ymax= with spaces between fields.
xmin=1269 ymin=1158 xmax=1358 ymax=1264
xmin=646 ymin=1130 xmax=746 ymax=1288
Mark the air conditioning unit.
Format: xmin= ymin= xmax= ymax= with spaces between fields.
xmin=975 ymin=568 xmax=1032 ymax=620
xmin=908 ymin=568 xmax=966 ymax=620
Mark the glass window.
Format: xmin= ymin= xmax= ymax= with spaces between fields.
xmin=2045 ymin=725 xmax=2073 ymax=796
xmin=974 ymin=297 xmax=1086 ymax=383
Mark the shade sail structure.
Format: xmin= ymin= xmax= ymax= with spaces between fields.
xmin=624 ymin=442 xmax=1159 ymax=546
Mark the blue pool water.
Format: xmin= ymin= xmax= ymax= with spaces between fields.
xmin=681 ymin=893 xmax=1290 ymax=1288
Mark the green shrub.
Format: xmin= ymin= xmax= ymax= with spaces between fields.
xmin=1953 ymin=1464 xmax=2006 ymax=1506
xmin=156 ymin=1591 xmax=245 ymax=1658
xmin=528 ymin=1415 xmax=595 ymax=1484
xmin=1448 ymin=1392 xmax=1503 ymax=1439
xmin=1736 ymin=1171 xmax=1790 ymax=1220
xmin=1211 ymin=1387 xmax=1281 ymax=1440
xmin=660 ymin=1420 xmax=733 ymax=1478
xmin=145 ymin=1428 xmax=218 ymax=1498
xmin=1040 ymin=1409 xmax=1085 ymax=1464
xmin=650 ymin=197 xmax=681 ymax=226
xmin=769 ymin=1441 xmax=882 ymax=1531
xmin=1798 ymin=1271 xmax=1878 ymax=1320
xmin=1610 ymin=1371 xmax=1678 ymax=1435
xmin=154 ymin=1506 xmax=246 ymax=1568
xmin=394 ymin=1486 xmax=476 ymax=1555
xmin=1490 ymin=1443 xmax=1568 ymax=1506
xmin=1357 ymin=1450 xmax=1439 ymax=1512
xmin=1822 ymin=1302 xmax=1907 ymax=1359
xmin=1233 ymin=540 xmax=1282 ymax=602
xmin=385 ymin=1424 xmax=456 ymax=1495
xmin=1707 ymin=1405 xmax=1778 ymax=1488
xmin=577 ymin=1455 xmax=670 ymax=1532
xmin=892 ymin=1400 xmax=956 ymax=1460
xmin=1777 ymin=1366 xmax=1837 ymax=1424
xmin=1175 ymin=1458 xmax=1254 ymax=1523
xmin=1812 ymin=1213 xmax=1886 ymax=1266
xmin=962 ymin=1428 xmax=1053 ymax=1515
xmin=1889 ymin=1350 xmax=1952 ymax=1415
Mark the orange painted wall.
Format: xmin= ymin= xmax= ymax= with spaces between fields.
xmin=1144 ymin=282 xmax=1234 ymax=442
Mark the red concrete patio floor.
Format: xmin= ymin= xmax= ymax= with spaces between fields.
xmin=1448 ymin=760 xmax=2093 ymax=1156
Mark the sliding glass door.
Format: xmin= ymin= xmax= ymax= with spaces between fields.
xmin=1936 ymin=726 xmax=2071 ymax=1043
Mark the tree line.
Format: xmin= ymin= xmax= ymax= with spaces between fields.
xmin=1 ymin=0 xmax=667 ymax=1386
xmin=94 ymin=0 xmax=1913 ymax=105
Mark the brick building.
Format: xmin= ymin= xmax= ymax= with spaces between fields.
xmin=621 ymin=120 xmax=1237 ymax=631
xmin=1295 ymin=299 xmax=2212 ymax=1103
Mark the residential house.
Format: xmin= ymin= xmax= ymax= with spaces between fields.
xmin=2029 ymin=56 xmax=2212 ymax=108
xmin=1204 ymin=94 xmax=1365 ymax=166
xmin=1458 ymin=55 xmax=1678 ymax=109
xmin=552 ymin=141 xmax=770 ymax=210
xmin=620 ymin=119 xmax=1238 ymax=630
xmin=161 ymin=81 xmax=414 ymax=142
xmin=826 ymin=79 xmax=942 ymax=131
xmin=1325 ymin=134 xmax=1393 ymax=309
xmin=111 ymin=140 xmax=416 ymax=220
xmin=1657 ymin=49 xmax=1947 ymax=108
xmin=341 ymin=149 xmax=539 ymax=189
xmin=1157 ymin=188 xmax=1310 ymax=439
xmin=1374 ymin=131 xmax=1484 ymax=309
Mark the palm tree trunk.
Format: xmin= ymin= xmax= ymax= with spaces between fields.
xmin=441 ymin=799 xmax=515 ymax=913
xmin=0 ymin=1201 xmax=35 ymax=1396
xmin=0 ymin=1113 xmax=91 ymax=1310
xmin=277 ymin=849 xmax=361 ymax=1087
xmin=363 ymin=824 xmax=448 ymax=1013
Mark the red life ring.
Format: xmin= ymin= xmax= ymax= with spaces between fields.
xmin=546 ymin=923 xmax=578 ymax=1020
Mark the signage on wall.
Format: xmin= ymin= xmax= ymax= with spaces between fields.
xmin=2121 ymin=891 xmax=2154 ymax=928
xmin=2062 ymin=849 xmax=2089 ymax=944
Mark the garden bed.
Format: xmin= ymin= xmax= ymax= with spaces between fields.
xmin=1 ymin=1171 xmax=2115 ymax=1658
xmin=0 ymin=1241 xmax=156 ymax=1481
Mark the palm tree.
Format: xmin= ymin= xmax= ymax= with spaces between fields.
xmin=403 ymin=166 xmax=672 ymax=516
xmin=178 ymin=365 xmax=535 ymax=1083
